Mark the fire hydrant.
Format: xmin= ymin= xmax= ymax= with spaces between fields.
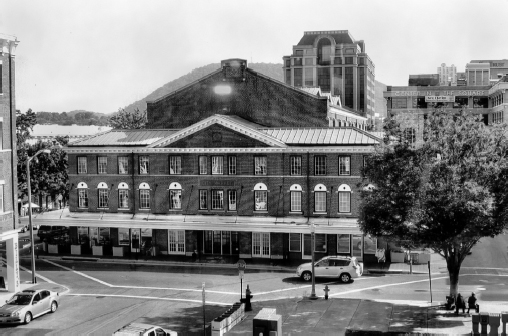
xmin=323 ymin=285 xmax=330 ymax=300
xmin=244 ymin=285 xmax=253 ymax=311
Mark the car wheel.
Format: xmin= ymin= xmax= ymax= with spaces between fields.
xmin=50 ymin=301 xmax=58 ymax=313
xmin=301 ymin=271 xmax=312 ymax=282
xmin=24 ymin=312 xmax=32 ymax=324
xmin=340 ymin=273 xmax=351 ymax=283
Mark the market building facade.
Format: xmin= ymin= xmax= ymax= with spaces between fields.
xmin=26 ymin=59 xmax=382 ymax=264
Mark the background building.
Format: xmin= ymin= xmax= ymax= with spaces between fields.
xmin=0 ymin=33 xmax=21 ymax=293
xmin=282 ymin=31 xmax=376 ymax=127
xmin=470 ymin=59 xmax=508 ymax=84
xmin=26 ymin=59 xmax=382 ymax=264
xmin=437 ymin=63 xmax=457 ymax=86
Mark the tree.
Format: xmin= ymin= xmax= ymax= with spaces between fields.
xmin=359 ymin=109 xmax=508 ymax=296
xmin=16 ymin=109 xmax=37 ymax=147
xmin=108 ymin=107 xmax=147 ymax=129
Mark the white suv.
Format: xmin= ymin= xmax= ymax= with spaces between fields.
xmin=296 ymin=256 xmax=363 ymax=283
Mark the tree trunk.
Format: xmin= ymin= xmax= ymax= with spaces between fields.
xmin=448 ymin=268 xmax=460 ymax=297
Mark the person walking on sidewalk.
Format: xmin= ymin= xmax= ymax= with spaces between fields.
xmin=455 ymin=293 xmax=465 ymax=314
xmin=467 ymin=293 xmax=478 ymax=314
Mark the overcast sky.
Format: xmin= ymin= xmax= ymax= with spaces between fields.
xmin=3 ymin=0 xmax=508 ymax=114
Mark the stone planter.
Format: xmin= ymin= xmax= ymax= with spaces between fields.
xmin=48 ymin=244 xmax=58 ymax=254
xmin=390 ymin=251 xmax=405 ymax=263
xmin=92 ymin=245 xmax=103 ymax=256
xmin=113 ymin=246 xmax=126 ymax=257
xmin=71 ymin=245 xmax=81 ymax=255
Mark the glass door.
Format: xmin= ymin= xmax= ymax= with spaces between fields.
xmin=352 ymin=234 xmax=363 ymax=260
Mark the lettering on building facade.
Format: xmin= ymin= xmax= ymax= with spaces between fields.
xmin=392 ymin=90 xmax=487 ymax=97
xmin=200 ymin=180 xmax=236 ymax=187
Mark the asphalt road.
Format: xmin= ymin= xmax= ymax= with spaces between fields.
xmin=0 ymin=257 xmax=506 ymax=335
xmin=462 ymin=233 xmax=508 ymax=269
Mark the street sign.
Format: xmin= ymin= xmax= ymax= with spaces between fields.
xmin=237 ymin=259 xmax=246 ymax=271
xmin=239 ymin=270 xmax=244 ymax=279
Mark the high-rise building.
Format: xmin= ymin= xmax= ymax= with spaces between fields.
xmin=282 ymin=31 xmax=376 ymax=125
xmin=437 ymin=63 xmax=457 ymax=86
xmin=469 ymin=59 xmax=508 ymax=84
xmin=0 ymin=33 xmax=21 ymax=293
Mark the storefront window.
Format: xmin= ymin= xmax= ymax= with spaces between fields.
xmin=364 ymin=236 xmax=377 ymax=254
xmin=99 ymin=228 xmax=110 ymax=245
xmin=454 ymin=96 xmax=468 ymax=108
xmin=78 ymin=227 xmax=89 ymax=244
xmin=168 ymin=230 xmax=185 ymax=254
xmin=289 ymin=233 xmax=301 ymax=252
xmin=352 ymin=234 xmax=362 ymax=258
xmin=337 ymin=234 xmax=350 ymax=253
xmin=118 ymin=228 xmax=130 ymax=246
xmin=473 ymin=97 xmax=488 ymax=108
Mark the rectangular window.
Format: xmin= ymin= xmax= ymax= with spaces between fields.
xmin=118 ymin=190 xmax=129 ymax=209
xmin=364 ymin=236 xmax=377 ymax=254
xmin=212 ymin=156 xmax=223 ymax=175
xmin=304 ymin=68 xmax=313 ymax=87
xmin=345 ymin=67 xmax=354 ymax=108
xmin=0 ymin=184 xmax=4 ymax=213
xmin=199 ymin=190 xmax=208 ymax=210
xmin=314 ymin=234 xmax=327 ymax=253
xmin=169 ymin=190 xmax=182 ymax=210
xmin=211 ymin=190 xmax=224 ymax=210
xmin=294 ymin=58 xmax=302 ymax=66
xmin=294 ymin=50 xmax=303 ymax=56
xmin=254 ymin=156 xmax=267 ymax=175
xmin=168 ymin=230 xmax=185 ymax=254
xmin=169 ymin=156 xmax=181 ymax=175
xmin=252 ymin=232 xmax=270 ymax=257
xmin=78 ymin=189 xmax=88 ymax=208
xmin=199 ymin=156 xmax=208 ymax=175
xmin=255 ymin=190 xmax=267 ymax=211
xmin=228 ymin=190 xmax=237 ymax=211
xmin=118 ymin=228 xmax=130 ymax=245
xmin=345 ymin=57 xmax=354 ymax=64
xmin=289 ymin=233 xmax=301 ymax=252
xmin=304 ymin=58 xmax=313 ymax=66
xmin=339 ymin=156 xmax=351 ymax=175
xmin=294 ymin=68 xmax=303 ymax=87
xmin=139 ymin=156 xmax=149 ymax=174
xmin=290 ymin=191 xmax=302 ymax=212
xmin=139 ymin=189 xmax=150 ymax=209
xmin=338 ymin=192 xmax=351 ymax=213
xmin=290 ymin=156 xmax=302 ymax=175
xmin=228 ymin=156 xmax=237 ymax=175
xmin=98 ymin=189 xmax=109 ymax=208
xmin=315 ymin=191 xmax=326 ymax=212
xmin=97 ymin=157 xmax=107 ymax=174
xmin=77 ymin=157 xmax=87 ymax=174
xmin=333 ymin=67 xmax=343 ymax=97
xmin=118 ymin=156 xmax=129 ymax=174
xmin=285 ymin=69 xmax=291 ymax=85
xmin=314 ymin=156 xmax=326 ymax=175
xmin=317 ymin=67 xmax=330 ymax=92
xmin=391 ymin=97 xmax=407 ymax=109
xmin=334 ymin=57 xmax=342 ymax=65
xmin=285 ymin=59 xmax=291 ymax=67
xmin=337 ymin=234 xmax=350 ymax=253
xmin=78 ymin=227 xmax=89 ymax=244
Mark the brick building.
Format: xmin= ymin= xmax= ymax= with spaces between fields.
xmin=27 ymin=59 xmax=381 ymax=264
xmin=0 ymin=33 xmax=21 ymax=293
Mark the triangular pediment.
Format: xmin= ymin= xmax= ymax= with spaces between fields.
xmin=149 ymin=115 xmax=287 ymax=148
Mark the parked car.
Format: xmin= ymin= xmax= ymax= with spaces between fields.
xmin=37 ymin=225 xmax=69 ymax=240
xmin=296 ymin=256 xmax=363 ymax=283
xmin=19 ymin=225 xmax=39 ymax=233
xmin=0 ymin=289 xmax=60 ymax=324
xmin=113 ymin=322 xmax=177 ymax=336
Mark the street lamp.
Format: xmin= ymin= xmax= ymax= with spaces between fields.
xmin=309 ymin=222 xmax=318 ymax=300
xmin=27 ymin=149 xmax=51 ymax=284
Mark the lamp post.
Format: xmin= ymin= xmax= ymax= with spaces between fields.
xmin=309 ymin=222 xmax=318 ymax=300
xmin=27 ymin=149 xmax=51 ymax=284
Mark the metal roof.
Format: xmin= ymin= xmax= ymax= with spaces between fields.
xmin=261 ymin=127 xmax=380 ymax=145
xmin=68 ymin=129 xmax=177 ymax=146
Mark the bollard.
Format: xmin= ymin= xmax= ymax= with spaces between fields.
xmin=501 ymin=312 xmax=508 ymax=336
xmin=472 ymin=313 xmax=480 ymax=336
xmin=244 ymin=285 xmax=253 ymax=312
xmin=490 ymin=313 xmax=500 ymax=336
xmin=480 ymin=312 xmax=490 ymax=336
xmin=323 ymin=285 xmax=330 ymax=300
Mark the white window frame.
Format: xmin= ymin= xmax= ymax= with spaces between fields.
xmin=118 ymin=189 xmax=129 ymax=209
xmin=252 ymin=232 xmax=270 ymax=258
xmin=199 ymin=190 xmax=208 ymax=209
xmin=254 ymin=156 xmax=267 ymax=175
xmin=228 ymin=156 xmax=237 ymax=175
xmin=290 ymin=156 xmax=302 ymax=175
xmin=338 ymin=156 xmax=351 ymax=176
xmin=78 ymin=157 xmax=87 ymax=174
xmin=199 ymin=156 xmax=208 ymax=175
xmin=211 ymin=189 xmax=224 ymax=210
xmin=139 ymin=189 xmax=150 ymax=209
xmin=98 ymin=157 xmax=107 ymax=174
xmin=228 ymin=190 xmax=237 ymax=211
xmin=290 ymin=191 xmax=302 ymax=212
xmin=118 ymin=156 xmax=129 ymax=174
xmin=169 ymin=156 xmax=182 ymax=175
xmin=212 ymin=156 xmax=223 ymax=175
xmin=98 ymin=188 xmax=109 ymax=209
xmin=338 ymin=184 xmax=352 ymax=213
xmin=168 ymin=230 xmax=185 ymax=255
xmin=314 ymin=156 xmax=326 ymax=176
xmin=139 ymin=156 xmax=149 ymax=175
xmin=289 ymin=233 xmax=301 ymax=252
xmin=169 ymin=190 xmax=182 ymax=210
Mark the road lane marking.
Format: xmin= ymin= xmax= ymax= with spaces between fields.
xmin=44 ymin=259 xmax=113 ymax=287
xmin=68 ymin=293 xmax=230 ymax=306
xmin=83 ymin=302 xmax=144 ymax=336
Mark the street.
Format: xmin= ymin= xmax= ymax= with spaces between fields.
xmin=0 ymin=255 xmax=507 ymax=335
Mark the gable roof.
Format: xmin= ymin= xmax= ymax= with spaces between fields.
xmin=261 ymin=127 xmax=380 ymax=145
xmin=68 ymin=129 xmax=177 ymax=147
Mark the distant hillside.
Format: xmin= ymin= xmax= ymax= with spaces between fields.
xmin=35 ymin=110 xmax=109 ymax=126
xmin=121 ymin=63 xmax=284 ymax=114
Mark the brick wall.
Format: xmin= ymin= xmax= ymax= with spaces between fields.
xmin=147 ymin=69 xmax=329 ymax=129
xmin=68 ymin=151 xmax=367 ymax=218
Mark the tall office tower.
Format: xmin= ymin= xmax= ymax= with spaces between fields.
xmin=0 ymin=33 xmax=21 ymax=293
xmin=283 ymin=30 xmax=376 ymax=124
xmin=437 ymin=63 xmax=457 ymax=86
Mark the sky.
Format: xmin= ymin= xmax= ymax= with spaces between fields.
xmin=3 ymin=0 xmax=508 ymax=114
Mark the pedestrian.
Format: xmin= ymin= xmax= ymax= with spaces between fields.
xmin=467 ymin=292 xmax=477 ymax=314
xmin=455 ymin=293 xmax=465 ymax=314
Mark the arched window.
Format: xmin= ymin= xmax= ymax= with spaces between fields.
xmin=77 ymin=182 xmax=88 ymax=208
xmin=338 ymin=184 xmax=351 ymax=213
xmin=139 ymin=183 xmax=150 ymax=209
xmin=289 ymin=184 xmax=303 ymax=212
xmin=317 ymin=38 xmax=332 ymax=65
xmin=254 ymin=183 xmax=268 ymax=211
xmin=118 ymin=182 xmax=129 ymax=209
xmin=169 ymin=182 xmax=182 ymax=210
xmin=314 ymin=184 xmax=327 ymax=213
xmin=97 ymin=182 xmax=109 ymax=209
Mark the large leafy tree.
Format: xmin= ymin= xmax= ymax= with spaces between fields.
xmin=108 ymin=107 xmax=147 ymax=129
xmin=359 ymin=109 xmax=508 ymax=296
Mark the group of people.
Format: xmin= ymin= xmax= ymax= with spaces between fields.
xmin=454 ymin=292 xmax=478 ymax=315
